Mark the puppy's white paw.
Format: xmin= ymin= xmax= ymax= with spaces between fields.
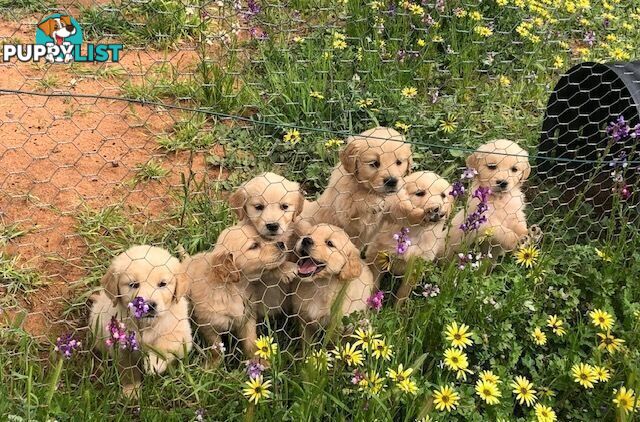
xmin=279 ymin=261 xmax=298 ymax=282
xmin=144 ymin=354 xmax=168 ymax=375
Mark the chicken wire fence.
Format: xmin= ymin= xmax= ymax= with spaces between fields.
xmin=0 ymin=0 xmax=639 ymax=414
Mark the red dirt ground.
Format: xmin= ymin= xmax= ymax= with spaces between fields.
xmin=0 ymin=16 xmax=218 ymax=338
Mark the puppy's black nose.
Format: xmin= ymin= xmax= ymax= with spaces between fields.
xmin=147 ymin=301 xmax=157 ymax=315
xmin=301 ymin=237 xmax=314 ymax=248
xmin=383 ymin=177 xmax=398 ymax=189
xmin=266 ymin=222 xmax=280 ymax=233
xmin=497 ymin=180 xmax=508 ymax=189
xmin=431 ymin=205 xmax=441 ymax=214
xmin=276 ymin=241 xmax=286 ymax=251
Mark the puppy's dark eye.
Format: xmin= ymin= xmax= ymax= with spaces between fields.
xmin=415 ymin=190 xmax=426 ymax=197
xmin=249 ymin=242 xmax=260 ymax=250
xmin=158 ymin=280 xmax=167 ymax=288
xmin=129 ymin=282 xmax=140 ymax=289
xmin=281 ymin=204 xmax=289 ymax=211
xmin=487 ymin=164 xmax=497 ymax=170
xmin=440 ymin=193 xmax=446 ymax=199
xmin=396 ymin=159 xmax=402 ymax=166
xmin=369 ymin=160 xmax=380 ymax=168
xmin=511 ymin=166 xmax=518 ymax=173
xmin=326 ymin=240 xmax=335 ymax=248
xmin=254 ymin=204 xmax=265 ymax=211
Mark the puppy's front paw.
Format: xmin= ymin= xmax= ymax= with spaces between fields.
xmin=528 ymin=224 xmax=543 ymax=243
xmin=279 ymin=261 xmax=298 ymax=282
xmin=144 ymin=354 xmax=168 ymax=375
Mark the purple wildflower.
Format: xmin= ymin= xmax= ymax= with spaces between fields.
xmin=128 ymin=296 xmax=150 ymax=319
xmin=421 ymin=283 xmax=440 ymax=298
xmin=367 ymin=290 xmax=384 ymax=311
xmin=247 ymin=0 xmax=261 ymax=16
xmin=609 ymin=151 xmax=628 ymax=169
xmin=583 ymin=30 xmax=595 ymax=47
xmin=431 ymin=89 xmax=439 ymax=104
xmin=387 ymin=3 xmax=397 ymax=15
xmin=461 ymin=167 xmax=478 ymax=179
xmin=620 ymin=184 xmax=632 ymax=200
xmin=450 ymin=181 xmax=465 ymax=198
xmin=457 ymin=252 xmax=491 ymax=270
xmin=195 ymin=408 xmax=205 ymax=421
xmin=55 ymin=333 xmax=81 ymax=359
xmin=422 ymin=14 xmax=436 ymax=26
xmin=393 ymin=227 xmax=411 ymax=255
xmin=246 ymin=361 xmax=266 ymax=379
xmin=606 ymin=116 xmax=630 ymax=142
xmin=105 ymin=316 xmax=138 ymax=351
xmin=460 ymin=187 xmax=491 ymax=233
xmin=351 ymin=369 xmax=365 ymax=384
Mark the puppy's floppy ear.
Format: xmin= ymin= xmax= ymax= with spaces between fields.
xmin=520 ymin=157 xmax=532 ymax=182
xmin=60 ymin=15 xmax=72 ymax=26
xmin=340 ymin=138 xmax=364 ymax=175
xmin=210 ymin=251 xmax=239 ymax=283
xmin=101 ymin=265 xmax=120 ymax=306
xmin=293 ymin=191 xmax=305 ymax=218
xmin=172 ymin=271 xmax=190 ymax=303
xmin=37 ymin=18 xmax=56 ymax=37
xmin=228 ymin=187 xmax=247 ymax=221
xmin=340 ymin=246 xmax=363 ymax=281
xmin=465 ymin=150 xmax=480 ymax=174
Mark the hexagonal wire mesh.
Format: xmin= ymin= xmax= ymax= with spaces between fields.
xmin=0 ymin=0 xmax=639 ymax=420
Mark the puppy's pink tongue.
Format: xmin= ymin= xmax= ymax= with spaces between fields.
xmin=298 ymin=259 xmax=318 ymax=276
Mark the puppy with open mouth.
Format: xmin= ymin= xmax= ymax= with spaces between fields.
xmin=301 ymin=127 xmax=413 ymax=250
xmin=447 ymin=139 xmax=532 ymax=256
xmin=290 ymin=222 xmax=374 ymax=344
xmin=88 ymin=245 xmax=192 ymax=396
xmin=366 ymin=171 xmax=455 ymax=303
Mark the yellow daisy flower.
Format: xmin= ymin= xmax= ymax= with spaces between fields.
xmin=387 ymin=364 xmax=413 ymax=382
xmin=445 ymin=321 xmax=473 ymax=349
xmin=613 ymin=387 xmax=636 ymax=414
xmin=553 ymin=55 xmax=565 ymax=69
xmin=350 ymin=327 xmax=380 ymax=351
xmin=498 ymin=75 xmax=511 ymax=87
xmin=444 ymin=347 xmax=469 ymax=371
xmin=358 ymin=371 xmax=385 ymax=395
xmin=511 ymin=376 xmax=537 ymax=407
xmin=356 ymin=98 xmax=374 ymax=108
xmin=479 ymin=370 xmax=501 ymax=384
xmin=432 ymin=35 xmax=444 ymax=43
xmin=589 ymin=309 xmax=614 ymax=331
xmin=417 ymin=39 xmax=427 ymax=47
xmin=333 ymin=342 xmax=364 ymax=367
xmin=254 ymin=335 xmax=277 ymax=359
xmin=306 ymin=348 xmax=333 ymax=370
xmin=474 ymin=26 xmax=493 ymax=37
xmin=324 ymin=138 xmax=344 ymax=148
xmin=469 ymin=11 xmax=483 ymax=20
xmin=546 ymin=315 xmax=567 ymax=337
xmin=515 ymin=245 xmax=540 ymax=268
xmin=394 ymin=121 xmax=411 ymax=132
xmin=398 ymin=378 xmax=419 ymax=395
xmin=593 ymin=366 xmax=611 ymax=382
xmin=433 ymin=385 xmax=460 ymax=412
xmin=401 ymin=86 xmax=418 ymax=99
xmin=309 ymin=90 xmax=324 ymax=100
xmin=571 ymin=363 xmax=597 ymax=389
xmin=283 ymin=129 xmax=301 ymax=145
xmin=597 ymin=332 xmax=624 ymax=353
xmin=531 ymin=327 xmax=547 ymax=346
xmin=243 ymin=375 xmax=272 ymax=404
xmin=332 ymin=32 xmax=347 ymax=50
xmin=475 ymin=380 xmax=502 ymax=405
xmin=595 ymin=248 xmax=613 ymax=262
xmin=371 ymin=339 xmax=393 ymax=360
xmin=534 ymin=403 xmax=557 ymax=422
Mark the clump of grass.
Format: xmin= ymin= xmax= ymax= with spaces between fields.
xmin=34 ymin=75 xmax=60 ymax=92
xmin=132 ymin=159 xmax=169 ymax=183
xmin=0 ymin=253 xmax=41 ymax=302
xmin=157 ymin=114 xmax=216 ymax=152
xmin=0 ymin=0 xmax=54 ymax=18
xmin=70 ymin=65 xmax=127 ymax=79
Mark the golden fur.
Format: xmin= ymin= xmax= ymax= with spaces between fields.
xmin=301 ymin=127 xmax=413 ymax=250
xmin=290 ymin=223 xmax=374 ymax=343
xmin=448 ymin=139 xmax=531 ymax=255
xmin=88 ymin=245 xmax=192 ymax=395
xmin=185 ymin=224 xmax=292 ymax=361
xmin=367 ymin=171 xmax=454 ymax=302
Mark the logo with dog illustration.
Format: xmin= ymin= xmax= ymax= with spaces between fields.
xmin=2 ymin=13 xmax=122 ymax=63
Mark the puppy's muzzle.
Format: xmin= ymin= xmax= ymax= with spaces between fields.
xmin=495 ymin=180 xmax=509 ymax=191
xmin=295 ymin=237 xmax=325 ymax=277
xmin=383 ymin=177 xmax=399 ymax=192
xmin=427 ymin=205 xmax=444 ymax=222
xmin=265 ymin=222 xmax=280 ymax=235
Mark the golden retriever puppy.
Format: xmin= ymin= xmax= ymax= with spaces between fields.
xmin=302 ymin=127 xmax=413 ymax=250
xmin=290 ymin=223 xmax=374 ymax=343
xmin=366 ymin=171 xmax=454 ymax=301
xmin=185 ymin=224 xmax=290 ymax=362
xmin=448 ymin=139 xmax=531 ymax=255
xmin=228 ymin=172 xmax=304 ymax=242
xmin=89 ymin=245 xmax=191 ymax=395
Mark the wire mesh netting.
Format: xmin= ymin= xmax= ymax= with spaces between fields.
xmin=1 ymin=0 xmax=640 ymax=420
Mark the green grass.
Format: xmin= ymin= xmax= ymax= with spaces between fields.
xmin=132 ymin=159 xmax=170 ymax=183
